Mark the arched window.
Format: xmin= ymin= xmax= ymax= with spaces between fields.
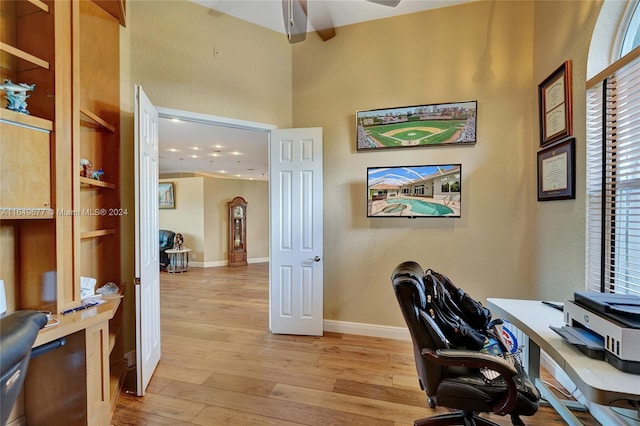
xmin=586 ymin=2 xmax=640 ymax=295
xmin=620 ymin=2 xmax=640 ymax=57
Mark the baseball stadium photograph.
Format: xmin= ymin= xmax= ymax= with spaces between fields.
xmin=367 ymin=164 xmax=461 ymax=217
xmin=357 ymin=101 xmax=477 ymax=150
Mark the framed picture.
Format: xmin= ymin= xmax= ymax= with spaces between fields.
xmin=537 ymin=138 xmax=575 ymax=201
xmin=356 ymin=100 xmax=477 ymax=151
xmin=159 ymin=182 xmax=175 ymax=209
xmin=538 ymin=61 xmax=572 ymax=146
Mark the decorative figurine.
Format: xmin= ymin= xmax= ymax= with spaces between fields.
xmin=80 ymin=159 xmax=93 ymax=177
xmin=174 ymin=233 xmax=184 ymax=250
xmin=0 ymin=79 xmax=35 ymax=114
xmin=91 ymin=169 xmax=104 ymax=180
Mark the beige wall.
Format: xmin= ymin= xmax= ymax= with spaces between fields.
xmin=531 ymin=1 xmax=603 ymax=300
xmin=158 ymin=176 xmax=269 ymax=264
xmin=293 ymin=1 xmax=537 ymax=326
xmin=159 ymin=177 xmax=205 ymax=259
xmin=203 ymin=177 xmax=269 ymax=263
xmin=119 ymin=0 xmax=609 ymax=337
xmin=126 ymin=0 xmax=293 ymax=126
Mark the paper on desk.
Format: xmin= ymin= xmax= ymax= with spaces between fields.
xmin=81 ymin=296 xmax=106 ymax=305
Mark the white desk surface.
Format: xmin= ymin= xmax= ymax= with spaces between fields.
xmin=487 ymin=298 xmax=640 ymax=404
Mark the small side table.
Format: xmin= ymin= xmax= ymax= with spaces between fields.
xmin=165 ymin=248 xmax=191 ymax=273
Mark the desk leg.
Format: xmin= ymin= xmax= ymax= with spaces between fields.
xmin=527 ymin=337 xmax=540 ymax=381
xmin=527 ymin=337 xmax=585 ymax=425
xmin=535 ymin=378 xmax=585 ymax=426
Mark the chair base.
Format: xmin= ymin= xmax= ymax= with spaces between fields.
xmin=414 ymin=410 xmax=507 ymax=426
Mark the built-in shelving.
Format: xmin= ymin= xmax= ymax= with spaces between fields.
xmin=0 ymin=42 xmax=50 ymax=70
xmin=79 ymin=177 xmax=116 ymax=189
xmin=26 ymin=0 xmax=48 ymax=12
xmin=79 ymin=108 xmax=116 ymax=133
xmin=0 ymin=107 xmax=52 ymax=131
xmin=80 ymin=228 xmax=115 ymax=239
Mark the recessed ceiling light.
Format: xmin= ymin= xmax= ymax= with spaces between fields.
xmin=231 ymin=151 xmax=242 ymax=156
xmin=167 ymin=148 xmax=178 ymax=152
xmin=191 ymin=146 xmax=200 ymax=150
xmin=170 ymin=118 xmax=181 ymax=123
xmin=190 ymin=155 xmax=198 ymax=158
xmin=210 ymin=153 xmax=220 ymax=157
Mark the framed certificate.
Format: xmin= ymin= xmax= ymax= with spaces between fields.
xmin=537 ymin=138 xmax=575 ymax=201
xmin=538 ymin=61 xmax=572 ymax=147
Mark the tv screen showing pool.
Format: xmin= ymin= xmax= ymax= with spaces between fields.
xmin=367 ymin=164 xmax=462 ymax=218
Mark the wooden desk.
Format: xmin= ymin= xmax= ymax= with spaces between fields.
xmin=488 ymin=298 xmax=640 ymax=426
xmin=16 ymin=298 xmax=122 ymax=426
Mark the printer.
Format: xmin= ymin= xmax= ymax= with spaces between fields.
xmin=551 ymin=291 xmax=640 ymax=374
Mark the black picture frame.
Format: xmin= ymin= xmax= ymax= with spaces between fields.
xmin=538 ymin=61 xmax=573 ymax=147
xmin=537 ymin=138 xmax=575 ymax=201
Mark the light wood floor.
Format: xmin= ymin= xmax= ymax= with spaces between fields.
xmin=112 ymin=264 xmax=599 ymax=425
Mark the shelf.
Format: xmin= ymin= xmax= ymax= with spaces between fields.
xmin=79 ymin=108 xmax=116 ymax=133
xmin=0 ymin=41 xmax=50 ymax=70
xmin=80 ymin=229 xmax=116 ymax=239
xmin=93 ymin=0 xmax=126 ymax=27
xmin=0 ymin=107 xmax=52 ymax=132
xmin=80 ymin=177 xmax=115 ymax=189
xmin=27 ymin=0 xmax=49 ymax=13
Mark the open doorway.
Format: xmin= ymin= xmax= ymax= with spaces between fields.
xmin=157 ymin=107 xmax=273 ymax=267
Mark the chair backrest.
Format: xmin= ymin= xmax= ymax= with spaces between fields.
xmin=0 ymin=310 xmax=48 ymax=426
xmin=391 ymin=261 xmax=449 ymax=396
xmin=159 ymin=230 xmax=175 ymax=249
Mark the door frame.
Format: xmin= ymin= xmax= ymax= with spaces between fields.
xmin=156 ymin=107 xmax=276 ymax=133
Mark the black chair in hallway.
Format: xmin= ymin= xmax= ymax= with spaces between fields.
xmin=159 ymin=229 xmax=175 ymax=271
xmin=391 ymin=261 xmax=539 ymax=426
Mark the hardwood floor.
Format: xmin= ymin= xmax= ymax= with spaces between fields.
xmin=112 ymin=264 xmax=599 ymax=425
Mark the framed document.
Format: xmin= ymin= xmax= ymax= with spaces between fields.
xmin=537 ymin=138 xmax=575 ymax=201
xmin=538 ymin=61 xmax=572 ymax=146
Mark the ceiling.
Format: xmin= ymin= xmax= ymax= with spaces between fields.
xmin=159 ymin=117 xmax=269 ymax=181
xmin=159 ymin=0 xmax=472 ymax=181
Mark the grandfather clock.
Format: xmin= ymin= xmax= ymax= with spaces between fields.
xmin=227 ymin=196 xmax=248 ymax=266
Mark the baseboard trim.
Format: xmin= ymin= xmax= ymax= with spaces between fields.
xmin=323 ymin=319 xmax=410 ymax=340
xmin=190 ymin=258 xmax=269 ymax=268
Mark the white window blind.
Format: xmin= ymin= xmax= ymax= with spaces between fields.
xmin=586 ymin=51 xmax=640 ymax=296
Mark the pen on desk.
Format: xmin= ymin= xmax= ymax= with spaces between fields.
xmin=61 ymin=301 xmax=98 ymax=315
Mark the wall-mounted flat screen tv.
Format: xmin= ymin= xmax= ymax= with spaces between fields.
xmin=357 ymin=101 xmax=477 ymax=151
xmin=367 ymin=164 xmax=462 ymax=218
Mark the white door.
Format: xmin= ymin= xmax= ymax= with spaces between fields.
xmin=269 ymin=128 xmax=323 ymax=335
xmin=134 ymin=85 xmax=161 ymax=395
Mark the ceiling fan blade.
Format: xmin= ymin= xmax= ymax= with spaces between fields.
xmin=366 ymin=0 xmax=401 ymax=7
xmin=282 ymin=0 xmax=308 ymax=43
xmin=308 ymin=1 xmax=335 ymax=41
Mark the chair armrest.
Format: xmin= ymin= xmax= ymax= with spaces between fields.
xmin=421 ymin=348 xmax=519 ymax=415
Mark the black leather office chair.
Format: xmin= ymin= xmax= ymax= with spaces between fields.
xmin=159 ymin=229 xmax=175 ymax=271
xmin=391 ymin=261 xmax=539 ymax=426
xmin=0 ymin=310 xmax=48 ymax=426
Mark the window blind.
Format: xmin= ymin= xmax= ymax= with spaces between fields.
xmin=586 ymin=53 xmax=640 ymax=296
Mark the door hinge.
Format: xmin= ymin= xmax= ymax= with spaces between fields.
xmin=134 ymin=277 xmax=141 ymax=285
